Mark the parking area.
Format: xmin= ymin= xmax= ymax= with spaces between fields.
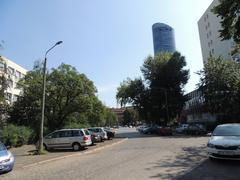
xmin=10 ymin=138 xmax=125 ymax=169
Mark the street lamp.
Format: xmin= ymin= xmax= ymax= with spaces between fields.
xmin=38 ymin=41 xmax=63 ymax=153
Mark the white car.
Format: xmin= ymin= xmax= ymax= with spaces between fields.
xmin=43 ymin=129 xmax=92 ymax=151
xmin=207 ymin=124 xmax=240 ymax=160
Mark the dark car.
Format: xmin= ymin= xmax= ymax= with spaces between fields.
xmin=104 ymin=128 xmax=115 ymax=140
xmin=156 ymin=127 xmax=172 ymax=136
xmin=185 ymin=124 xmax=207 ymax=135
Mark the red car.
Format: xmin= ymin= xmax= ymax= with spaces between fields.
xmin=156 ymin=127 xmax=172 ymax=136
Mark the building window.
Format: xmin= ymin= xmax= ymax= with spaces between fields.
xmin=0 ymin=61 xmax=5 ymax=71
xmin=5 ymin=93 xmax=12 ymax=103
xmin=15 ymin=70 xmax=21 ymax=79
xmin=205 ymin=25 xmax=208 ymax=30
xmin=13 ymin=95 xmax=18 ymax=102
xmin=208 ymin=22 xmax=210 ymax=27
xmin=209 ymin=30 xmax=212 ymax=36
xmin=8 ymin=66 xmax=15 ymax=75
xmin=211 ymin=40 xmax=213 ymax=45
xmin=207 ymin=33 xmax=209 ymax=39
xmin=7 ymin=79 xmax=13 ymax=88
xmin=208 ymin=42 xmax=211 ymax=48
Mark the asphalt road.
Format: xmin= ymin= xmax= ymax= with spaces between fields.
xmin=1 ymin=128 xmax=231 ymax=180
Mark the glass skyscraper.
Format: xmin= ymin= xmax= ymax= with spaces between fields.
xmin=152 ymin=23 xmax=176 ymax=55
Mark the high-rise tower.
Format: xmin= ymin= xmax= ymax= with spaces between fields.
xmin=152 ymin=23 xmax=176 ymax=55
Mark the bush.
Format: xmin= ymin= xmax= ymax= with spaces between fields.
xmin=0 ymin=124 xmax=33 ymax=147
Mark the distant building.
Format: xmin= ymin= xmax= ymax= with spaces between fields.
xmin=198 ymin=0 xmax=239 ymax=64
xmin=110 ymin=108 xmax=125 ymax=125
xmin=152 ymin=23 xmax=176 ymax=55
xmin=0 ymin=56 xmax=27 ymax=104
xmin=184 ymin=88 xmax=216 ymax=124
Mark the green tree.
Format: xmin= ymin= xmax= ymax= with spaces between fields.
xmin=212 ymin=0 xmax=240 ymax=57
xmin=198 ymin=57 xmax=240 ymax=120
xmin=117 ymin=52 xmax=189 ymax=125
xmin=123 ymin=108 xmax=139 ymax=126
xmin=212 ymin=0 xmax=240 ymax=43
xmin=104 ymin=108 xmax=118 ymax=127
xmin=8 ymin=63 xmax=105 ymax=135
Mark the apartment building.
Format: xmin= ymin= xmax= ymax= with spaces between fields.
xmin=0 ymin=55 xmax=27 ymax=104
xmin=198 ymin=0 xmax=238 ymax=64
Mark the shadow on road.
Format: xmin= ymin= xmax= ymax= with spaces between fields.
xmin=178 ymin=158 xmax=240 ymax=180
xmin=146 ymin=145 xmax=207 ymax=179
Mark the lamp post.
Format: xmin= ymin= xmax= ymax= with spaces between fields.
xmin=38 ymin=41 xmax=63 ymax=153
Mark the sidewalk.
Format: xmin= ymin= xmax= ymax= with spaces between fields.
xmin=10 ymin=138 xmax=126 ymax=169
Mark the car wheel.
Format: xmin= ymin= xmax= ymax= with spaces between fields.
xmin=72 ymin=143 xmax=81 ymax=151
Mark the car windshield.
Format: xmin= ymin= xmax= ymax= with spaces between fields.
xmin=0 ymin=143 xmax=6 ymax=151
xmin=213 ymin=125 xmax=240 ymax=136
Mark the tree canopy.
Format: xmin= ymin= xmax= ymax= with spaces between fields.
xmin=212 ymin=0 xmax=240 ymax=43
xmin=8 ymin=63 xmax=116 ymax=135
xmin=116 ymin=52 xmax=189 ymax=125
xmin=198 ymin=57 xmax=240 ymax=121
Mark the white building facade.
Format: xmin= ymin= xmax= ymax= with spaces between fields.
xmin=198 ymin=0 xmax=236 ymax=64
xmin=0 ymin=55 xmax=27 ymax=104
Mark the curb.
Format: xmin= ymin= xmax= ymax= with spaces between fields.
xmin=22 ymin=138 xmax=128 ymax=168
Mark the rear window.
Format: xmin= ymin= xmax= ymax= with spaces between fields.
xmin=84 ymin=130 xmax=90 ymax=135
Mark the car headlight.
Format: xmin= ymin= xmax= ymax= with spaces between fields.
xmin=207 ymin=143 xmax=215 ymax=148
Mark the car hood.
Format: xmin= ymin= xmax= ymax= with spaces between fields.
xmin=209 ymin=136 xmax=240 ymax=146
xmin=0 ymin=150 xmax=11 ymax=161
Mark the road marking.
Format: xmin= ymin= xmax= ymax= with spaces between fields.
xmin=22 ymin=138 xmax=128 ymax=168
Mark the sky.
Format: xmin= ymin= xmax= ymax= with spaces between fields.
xmin=0 ymin=0 xmax=212 ymax=107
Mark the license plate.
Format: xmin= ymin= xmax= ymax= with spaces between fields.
xmin=218 ymin=151 xmax=234 ymax=155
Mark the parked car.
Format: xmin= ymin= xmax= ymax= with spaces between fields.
xmin=156 ymin=126 xmax=172 ymax=136
xmin=142 ymin=127 xmax=158 ymax=134
xmin=104 ymin=128 xmax=115 ymax=140
xmin=88 ymin=127 xmax=108 ymax=142
xmin=207 ymin=124 xmax=240 ymax=160
xmin=0 ymin=142 xmax=15 ymax=174
xmin=42 ymin=129 xmax=92 ymax=151
xmin=185 ymin=124 xmax=207 ymax=135
xmin=175 ymin=124 xmax=189 ymax=134
xmin=88 ymin=130 xmax=101 ymax=145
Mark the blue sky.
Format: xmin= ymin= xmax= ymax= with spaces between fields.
xmin=0 ymin=0 xmax=212 ymax=107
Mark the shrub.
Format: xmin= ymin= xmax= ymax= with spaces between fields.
xmin=0 ymin=124 xmax=33 ymax=147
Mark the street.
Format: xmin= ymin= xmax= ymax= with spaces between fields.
xmin=1 ymin=128 xmax=240 ymax=180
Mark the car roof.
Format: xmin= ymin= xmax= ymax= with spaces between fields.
xmin=56 ymin=129 xmax=85 ymax=131
xmin=217 ymin=123 xmax=240 ymax=127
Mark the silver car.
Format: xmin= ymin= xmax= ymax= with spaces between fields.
xmin=43 ymin=129 xmax=92 ymax=151
xmin=88 ymin=127 xmax=108 ymax=141
xmin=207 ymin=124 xmax=240 ymax=160
xmin=0 ymin=142 xmax=15 ymax=173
